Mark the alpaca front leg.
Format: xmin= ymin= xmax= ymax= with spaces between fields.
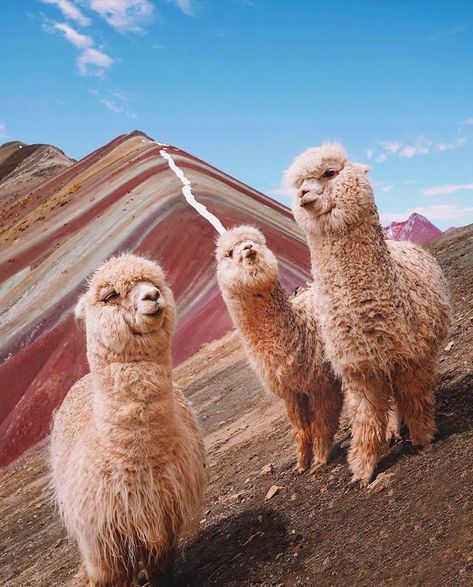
xmin=385 ymin=396 xmax=401 ymax=443
xmin=345 ymin=373 xmax=390 ymax=487
xmin=143 ymin=548 xmax=176 ymax=587
xmin=393 ymin=362 xmax=436 ymax=448
xmin=80 ymin=539 xmax=131 ymax=587
xmin=285 ymin=394 xmax=313 ymax=473
xmin=310 ymin=382 xmax=343 ymax=474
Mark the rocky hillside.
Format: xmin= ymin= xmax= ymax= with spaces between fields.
xmin=0 ymin=223 xmax=471 ymax=587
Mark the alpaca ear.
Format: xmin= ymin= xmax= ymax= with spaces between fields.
xmin=358 ymin=164 xmax=371 ymax=175
xmin=75 ymin=295 xmax=87 ymax=320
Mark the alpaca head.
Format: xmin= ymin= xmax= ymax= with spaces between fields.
xmin=215 ymin=225 xmax=279 ymax=295
xmin=76 ymin=253 xmax=176 ymax=362
xmin=285 ymin=143 xmax=376 ymax=236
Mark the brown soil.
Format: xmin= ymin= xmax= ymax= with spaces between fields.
xmin=1 ymin=225 xmax=472 ymax=587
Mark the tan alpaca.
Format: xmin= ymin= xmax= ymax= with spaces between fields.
xmin=286 ymin=144 xmax=450 ymax=486
xmin=50 ymin=254 xmax=207 ymax=586
xmin=216 ymin=226 xmax=342 ymax=473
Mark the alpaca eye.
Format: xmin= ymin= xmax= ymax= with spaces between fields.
xmin=226 ymin=250 xmax=233 ymax=258
xmin=323 ymin=169 xmax=335 ymax=178
xmin=102 ymin=290 xmax=119 ymax=303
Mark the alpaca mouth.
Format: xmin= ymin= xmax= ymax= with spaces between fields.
xmin=143 ymin=308 xmax=163 ymax=318
xmin=243 ymin=249 xmax=257 ymax=260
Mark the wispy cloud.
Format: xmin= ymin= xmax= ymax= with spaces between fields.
xmin=53 ymin=22 xmax=93 ymax=48
xmin=166 ymin=0 xmax=194 ymax=16
xmin=461 ymin=118 xmax=473 ymax=126
xmin=420 ymin=26 xmax=466 ymax=43
xmin=370 ymin=135 xmax=467 ymax=163
xmin=87 ymin=0 xmax=154 ymax=32
xmin=90 ymin=88 xmax=137 ymax=117
xmin=381 ymin=204 xmax=473 ymax=225
xmin=40 ymin=0 xmax=91 ymax=26
xmin=43 ymin=20 xmax=114 ymax=76
xmin=0 ymin=121 xmax=7 ymax=139
xmin=266 ymin=185 xmax=291 ymax=201
xmin=374 ymin=182 xmax=394 ymax=193
xmin=422 ymin=183 xmax=473 ymax=197
xmin=78 ymin=47 xmax=114 ymax=75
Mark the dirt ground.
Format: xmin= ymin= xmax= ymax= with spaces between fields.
xmin=1 ymin=225 xmax=472 ymax=587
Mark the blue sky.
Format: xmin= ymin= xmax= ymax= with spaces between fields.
xmin=1 ymin=0 xmax=472 ymax=228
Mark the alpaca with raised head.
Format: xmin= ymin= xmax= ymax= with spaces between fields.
xmin=50 ymin=254 xmax=207 ymax=586
xmin=286 ymin=144 xmax=450 ymax=486
xmin=216 ymin=226 xmax=342 ymax=473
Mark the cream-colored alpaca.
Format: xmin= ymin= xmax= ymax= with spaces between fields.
xmin=286 ymin=144 xmax=450 ymax=486
xmin=216 ymin=226 xmax=342 ymax=473
xmin=50 ymin=254 xmax=207 ymax=586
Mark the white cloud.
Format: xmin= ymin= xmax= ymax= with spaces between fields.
xmin=53 ymin=22 xmax=93 ymax=48
xmin=87 ymin=0 xmax=154 ymax=32
xmin=0 ymin=121 xmax=7 ymax=139
xmin=266 ymin=186 xmax=291 ymax=201
xmin=78 ymin=47 xmax=114 ymax=75
xmin=365 ymin=149 xmax=373 ymax=161
xmin=380 ymin=204 xmax=473 ymax=225
xmin=461 ymin=118 xmax=473 ymax=126
xmin=376 ymin=153 xmax=387 ymax=163
xmin=399 ymin=145 xmax=420 ymax=158
xmin=374 ymin=182 xmax=394 ymax=193
xmin=422 ymin=183 xmax=473 ymax=197
xmin=41 ymin=0 xmax=91 ymax=26
xmin=91 ymin=88 xmax=137 ymax=117
xmin=167 ymin=0 xmax=194 ymax=16
xmin=380 ymin=141 xmax=401 ymax=154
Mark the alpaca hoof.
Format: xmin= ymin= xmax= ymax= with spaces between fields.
xmin=350 ymin=475 xmax=370 ymax=489
xmin=310 ymin=462 xmax=324 ymax=477
xmin=293 ymin=464 xmax=308 ymax=474
xmin=418 ymin=442 xmax=432 ymax=455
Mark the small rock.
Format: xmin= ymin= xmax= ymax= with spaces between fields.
xmin=257 ymin=514 xmax=263 ymax=523
xmin=244 ymin=478 xmax=250 ymax=484
xmin=265 ymin=485 xmax=280 ymax=500
xmin=231 ymin=493 xmax=243 ymax=503
xmin=290 ymin=493 xmax=297 ymax=501
xmin=200 ymin=518 xmax=207 ymax=524
xmin=368 ymin=472 xmax=394 ymax=493
xmin=261 ymin=463 xmax=274 ymax=475
xmin=444 ymin=341 xmax=454 ymax=352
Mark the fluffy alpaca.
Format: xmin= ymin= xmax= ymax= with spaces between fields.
xmin=286 ymin=144 xmax=450 ymax=486
xmin=50 ymin=254 xmax=207 ymax=586
xmin=216 ymin=226 xmax=342 ymax=473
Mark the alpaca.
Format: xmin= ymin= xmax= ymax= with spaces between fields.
xmin=50 ymin=254 xmax=207 ymax=586
xmin=286 ymin=144 xmax=450 ymax=486
xmin=216 ymin=226 xmax=342 ymax=473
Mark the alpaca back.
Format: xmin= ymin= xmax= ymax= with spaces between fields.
xmin=388 ymin=240 xmax=451 ymax=362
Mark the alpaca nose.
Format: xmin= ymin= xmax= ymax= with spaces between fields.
xmin=301 ymin=189 xmax=309 ymax=197
xmin=141 ymin=286 xmax=160 ymax=302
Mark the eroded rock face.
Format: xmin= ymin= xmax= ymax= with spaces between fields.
xmin=0 ymin=131 xmax=311 ymax=466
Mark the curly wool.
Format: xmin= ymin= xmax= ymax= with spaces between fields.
xmin=288 ymin=145 xmax=451 ymax=485
xmin=50 ymin=253 xmax=207 ymax=585
xmin=216 ymin=226 xmax=342 ymax=472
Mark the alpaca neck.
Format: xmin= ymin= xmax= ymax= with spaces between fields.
xmin=89 ymin=354 xmax=175 ymax=453
xmin=307 ymin=221 xmax=397 ymax=296
xmin=225 ymin=280 xmax=297 ymax=348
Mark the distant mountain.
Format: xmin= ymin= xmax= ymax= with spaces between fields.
xmin=383 ymin=212 xmax=442 ymax=245
xmin=0 ymin=141 xmax=75 ymax=230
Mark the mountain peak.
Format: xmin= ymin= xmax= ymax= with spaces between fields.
xmin=383 ymin=212 xmax=442 ymax=245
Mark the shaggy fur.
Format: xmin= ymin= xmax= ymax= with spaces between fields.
xmin=50 ymin=254 xmax=207 ymax=586
xmin=216 ymin=226 xmax=342 ymax=473
xmin=286 ymin=144 xmax=451 ymax=486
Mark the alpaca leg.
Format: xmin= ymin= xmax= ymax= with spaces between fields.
xmin=393 ymin=363 xmax=436 ymax=447
xmin=285 ymin=393 xmax=313 ymax=473
xmin=346 ymin=373 xmax=390 ymax=487
xmin=310 ymin=383 xmax=343 ymax=472
xmin=143 ymin=548 xmax=176 ymax=587
xmin=385 ymin=396 xmax=401 ymax=443
xmin=80 ymin=539 xmax=131 ymax=587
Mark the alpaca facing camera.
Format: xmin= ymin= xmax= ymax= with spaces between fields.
xmin=50 ymin=253 xmax=207 ymax=587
